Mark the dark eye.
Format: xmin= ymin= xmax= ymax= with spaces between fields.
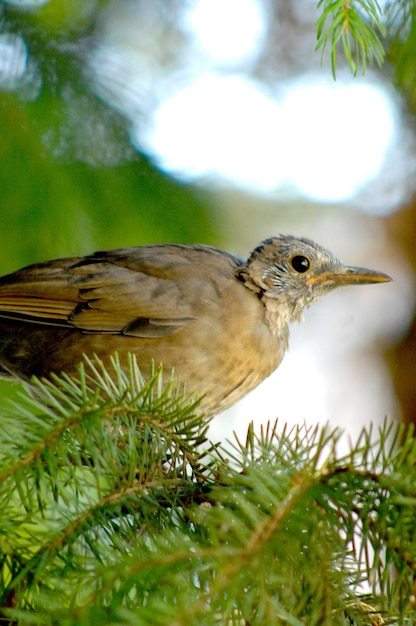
xmin=291 ymin=255 xmax=310 ymax=273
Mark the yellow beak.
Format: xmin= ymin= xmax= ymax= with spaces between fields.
xmin=308 ymin=266 xmax=392 ymax=286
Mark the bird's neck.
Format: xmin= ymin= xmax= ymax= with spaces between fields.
xmin=261 ymin=295 xmax=292 ymax=347
xmin=237 ymin=268 xmax=292 ymax=346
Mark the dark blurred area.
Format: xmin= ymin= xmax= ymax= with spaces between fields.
xmin=0 ymin=0 xmax=415 ymax=426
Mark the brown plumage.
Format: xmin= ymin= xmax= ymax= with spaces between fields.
xmin=0 ymin=236 xmax=391 ymax=415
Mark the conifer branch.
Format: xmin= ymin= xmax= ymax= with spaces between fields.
xmin=316 ymin=0 xmax=386 ymax=76
xmin=0 ymin=356 xmax=415 ymax=624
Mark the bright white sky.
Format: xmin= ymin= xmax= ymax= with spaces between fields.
xmin=144 ymin=74 xmax=395 ymax=202
xmin=138 ymin=0 xmax=397 ymax=206
xmin=184 ymin=0 xmax=267 ymax=64
xmin=0 ymin=0 xmax=399 ymax=207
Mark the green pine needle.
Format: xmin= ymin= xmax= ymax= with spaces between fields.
xmin=0 ymin=355 xmax=415 ymax=625
xmin=316 ymin=0 xmax=387 ymax=77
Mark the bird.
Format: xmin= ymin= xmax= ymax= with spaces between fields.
xmin=0 ymin=235 xmax=391 ymax=415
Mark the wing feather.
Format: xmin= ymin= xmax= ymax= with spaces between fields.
xmin=0 ymin=245 xmax=239 ymax=336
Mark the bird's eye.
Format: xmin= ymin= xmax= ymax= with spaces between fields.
xmin=291 ymin=255 xmax=310 ymax=273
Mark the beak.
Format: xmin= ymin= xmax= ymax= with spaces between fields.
xmin=308 ymin=266 xmax=392 ymax=286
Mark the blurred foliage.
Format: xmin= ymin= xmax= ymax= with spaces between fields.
xmin=385 ymin=0 xmax=416 ymax=114
xmin=0 ymin=93 xmax=217 ymax=268
xmin=0 ymin=0 xmax=218 ymax=274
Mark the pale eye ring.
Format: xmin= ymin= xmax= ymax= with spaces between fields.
xmin=291 ymin=255 xmax=310 ymax=273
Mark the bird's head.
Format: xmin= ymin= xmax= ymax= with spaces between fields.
xmin=237 ymin=235 xmax=391 ymax=328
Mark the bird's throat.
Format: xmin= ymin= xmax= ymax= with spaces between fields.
xmin=261 ymin=296 xmax=291 ymax=349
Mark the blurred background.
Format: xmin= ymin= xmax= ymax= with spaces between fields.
xmin=0 ymin=0 xmax=415 ymax=444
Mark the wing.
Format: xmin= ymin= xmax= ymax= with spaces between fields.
xmin=0 ymin=244 xmax=239 ymax=338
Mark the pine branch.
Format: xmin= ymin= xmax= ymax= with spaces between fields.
xmin=0 ymin=356 xmax=415 ymax=625
xmin=316 ymin=0 xmax=386 ymax=76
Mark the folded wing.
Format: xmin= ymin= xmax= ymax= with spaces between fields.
xmin=0 ymin=244 xmax=238 ymax=338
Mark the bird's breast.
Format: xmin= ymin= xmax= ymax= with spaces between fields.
xmin=169 ymin=289 xmax=286 ymax=415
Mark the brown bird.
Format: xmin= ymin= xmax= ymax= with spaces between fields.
xmin=0 ymin=236 xmax=391 ymax=415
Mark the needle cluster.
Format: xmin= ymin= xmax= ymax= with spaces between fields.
xmin=0 ymin=356 xmax=415 ymax=625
